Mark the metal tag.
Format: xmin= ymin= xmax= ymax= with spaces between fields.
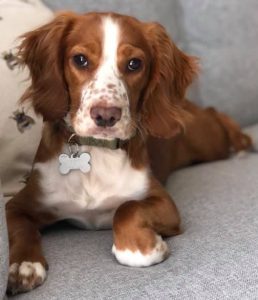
xmin=58 ymin=152 xmax=91 ymax=175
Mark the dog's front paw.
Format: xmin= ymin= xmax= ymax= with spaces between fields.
xmin=112 ymin=235 xmax=169 ymax=267
xmin=7 ymin=261 xmax=47 ymax=295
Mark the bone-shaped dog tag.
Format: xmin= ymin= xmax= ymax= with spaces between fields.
xmin=58 ymin=152 xmax=91 ymax=175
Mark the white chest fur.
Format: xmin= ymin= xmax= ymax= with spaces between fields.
xmin=35 ymin=146 xmax=149 ymax=229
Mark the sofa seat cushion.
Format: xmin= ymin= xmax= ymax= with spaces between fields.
xmin=11 ymin=150 xmax=258 ymax=300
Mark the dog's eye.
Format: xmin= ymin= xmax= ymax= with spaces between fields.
xmin=73 ymin=54 xmax=88 ymax=68
xmin=127 ymin=58 xmax=142 ymax=72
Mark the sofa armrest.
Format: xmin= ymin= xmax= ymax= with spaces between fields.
xmin=0 ymin=185 xmax=8 ymax=299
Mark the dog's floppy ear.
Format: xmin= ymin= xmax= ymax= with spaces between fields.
xmin=19 ymin=12 xmax=75 ymax=121
xmin=142 ymin=22 xmax=198 ymax=138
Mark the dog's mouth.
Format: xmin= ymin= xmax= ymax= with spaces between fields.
xmin=66 ymin=115 xmax=135 ymax=141
xmin=85 ymin=121 xmax=136 ymax=141
xmin=84 ymin=126 xmax=119 ymax=139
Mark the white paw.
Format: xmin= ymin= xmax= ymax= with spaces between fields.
xmin=7 ymin=261 xmax=47 ymax=295
xmin=112 ymin=235 xmax=169 ymax=267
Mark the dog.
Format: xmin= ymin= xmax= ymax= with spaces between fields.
xmin=6 ymin=12 xmax=251 ymax=295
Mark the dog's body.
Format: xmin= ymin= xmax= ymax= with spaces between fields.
xmin=148 ymin=100 xmax=252 ymax=183
xmin=35 ymin=144 xmax=149 ymax=229
xmin=6 ymin=12 xmax=251 ymax=295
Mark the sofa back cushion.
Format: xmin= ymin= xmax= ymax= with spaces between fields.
xmin=178 ymin=0 xmax=258 ymax=126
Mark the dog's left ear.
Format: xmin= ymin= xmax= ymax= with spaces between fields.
xmin=141 ymin=22 xmax=198 ymax=138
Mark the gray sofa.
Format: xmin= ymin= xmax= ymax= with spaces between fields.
xmin=0 ymin=187 xmax=8 ymax=300
xmin=1 ymin=1 xmax=258 ymax=299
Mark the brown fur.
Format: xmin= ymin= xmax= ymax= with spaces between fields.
xmin=19 ymin=13 xmax=77 ymax=121
xmin=141 ymin=22 xmax=198 ymax=138
xmin=6 ymin=12 xmax=252 ymax=295
xmin=148 ymin=100 xmax=252 ymax=183
xmin=113 ymin=177 xmax=181 ymax=254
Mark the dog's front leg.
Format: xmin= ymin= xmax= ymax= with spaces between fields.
xmin=6 ymin=188 xmax=54 ymax=295
xmin=112 ymin=178 xmax=181 ymax=267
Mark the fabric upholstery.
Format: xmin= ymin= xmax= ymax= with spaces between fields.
xmin=0 ymin=183 xmax=8 ymax=300
xmin=0 ymin=0 xmax=53 ymax=197
xmin=178 ymin=0 xmax=258 ymax=127
xmin=11 ymin=149 xmax=258 ymax=300
xmin=43 ymin=0 xmax=258 ymax=127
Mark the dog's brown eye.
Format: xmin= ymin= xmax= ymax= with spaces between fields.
xmin=73 ymin=54 xmax=88 ymax=68
xmin=127 ymin=58 xmax=142 ymax=72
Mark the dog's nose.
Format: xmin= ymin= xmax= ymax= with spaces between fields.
xmin=90 ymin=106 xmax=122 ymax=127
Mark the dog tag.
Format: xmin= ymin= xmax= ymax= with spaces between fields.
xmin=58 ymin=152 xmax=91 ymax=175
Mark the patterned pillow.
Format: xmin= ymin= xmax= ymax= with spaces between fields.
xmin=0 ymin=0 xmax=53 ymax=198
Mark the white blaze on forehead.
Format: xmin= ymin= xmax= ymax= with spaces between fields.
xmin=90 ymin=16 xmax=122 ymax=91
xmin=101 ymin=16 xmax=120 ymax=74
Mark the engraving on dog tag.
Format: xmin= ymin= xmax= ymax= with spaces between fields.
xmin=59 ymin=152 xmax=91 ymax=175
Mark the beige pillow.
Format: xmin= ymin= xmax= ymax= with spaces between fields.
xmin=0 ymin=0 xmax=53 ymax=197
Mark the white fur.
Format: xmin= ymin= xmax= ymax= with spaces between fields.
xmin=19 ymin=262 xmax=46 ymax=280
xmin=100 ymin=16 xmax=120 ymax=79
xmin=112 ymin=235 xmax=169 ymax=267
xmin=73 ymin=16 xmax=132 ymax=140
xmin=9 ymin=263 xmax=19 ymax=275
xmin=8 ymin=261 xmax=46 ymax=289
xmin=35 ymin=145 xmax=149 ymax=229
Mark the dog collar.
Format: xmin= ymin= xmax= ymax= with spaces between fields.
xmin=60 ymin=116 xmax=130 ymax=151
xmin=76 ymin=135 xmax=127 ymax=150
xmin=60 ymin=119 xmax=129 ymax=150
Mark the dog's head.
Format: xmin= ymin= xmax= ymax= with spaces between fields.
xmin=19 ymin=12 xmax=198 ymax=140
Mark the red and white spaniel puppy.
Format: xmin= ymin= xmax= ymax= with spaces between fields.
xmin=6 ymin=12 xmax=251 ymax=295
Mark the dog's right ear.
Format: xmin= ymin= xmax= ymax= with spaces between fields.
xmin=19 ymin=12 xmax=76 ymax=121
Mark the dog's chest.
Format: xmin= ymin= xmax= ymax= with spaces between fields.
xmin=35 ymin=146 xmax=149 ymax=229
